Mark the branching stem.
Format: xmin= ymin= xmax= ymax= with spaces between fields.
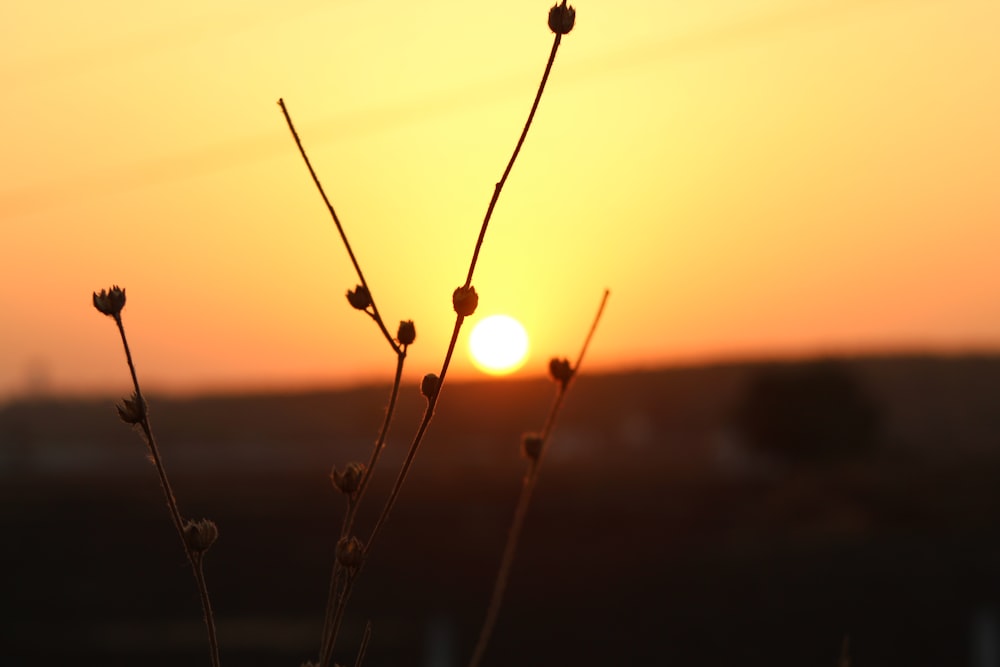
xmin=366 ymin=30 xmax=566 ymax=562
xmin=278 ymin=99 xmax=400 ymax=354
xmin=319 ymin=350 xmax=406 ymax=664
xmin=292 ymin=29 xmax=569 ymax=667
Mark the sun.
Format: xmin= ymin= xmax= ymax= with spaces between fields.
xmin=468 ymin=314 xmax=530 ymax=375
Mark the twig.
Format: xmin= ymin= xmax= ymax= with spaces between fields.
xmin=94 ymin=289 xmax=221 ymax=667
xmin=319 ymin=350 xmax=406 ymax=662
xmin=353 ymin=621 xmax=373 ymax=667
xmin=278 ymin=99 xmax=399 ymax=354
xmin=365 ymin=30 xmax=568 ymax=561
xmin=467 ymin=288 xmax=609 ymax=667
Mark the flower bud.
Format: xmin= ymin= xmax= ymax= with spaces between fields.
xmin=548 ymin=1 xmax=576 ymax=35
xmin=116 ymin=393 xmax=146 ymax=425
xmin=93 ymin=285 xmax=126 ymax=317
xmin=452 ymin=285 xmax=479 ymax=317
xmin=331 ymin=461 xmax=366 ymax=495
xmin=548 ymin=357 xmax=574 ymax=386
xmin=420 ymin=373 xmax=439 ymax=400
xmin=183 ymin=518 xmax=218 ymax=554
xmin=346 ymin=285 xmax=372 ymax=310
xmin=397 ymin=320 xmax=416 ymax=346
xmin=336 ymin=536 xmax=364 ymax=570
xmin=522 ymin=433 xmax=544 ymax=461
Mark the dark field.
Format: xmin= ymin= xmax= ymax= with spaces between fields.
xmin=3 ymin=355 xmax=1000 ymax=666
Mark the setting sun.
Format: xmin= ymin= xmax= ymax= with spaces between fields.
xmin=469 ymin=315 xmax=530 ymax=375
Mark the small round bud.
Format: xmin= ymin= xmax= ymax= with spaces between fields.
xmin=336 ymin=536 xmax=364 ymax=570
xmin=397 ymin=320 xmax=416 ymax=346
xmin=331 ymin=462 xmax=366 ymax=495
xmin=346 ymin=285 xmax=372 ymax=310
xmin=522 ymin=433 xmax=544 ymax=461
xmin=548 ymin=1 xmax=576 ymax=35
xmin=452 ymin=285 xmax=479 ymax=317
xmin=420 ymin=373 xmax=439 ymax=400
xmin=93 ymin=285 xmax=126 ymax=317
xmin=548 ymin=357 xmax=574 ymax=386
xmin=116 ymin=393 xmax=146 ymax=425
xmin=183 ymin=518 xmax=218 ymax=554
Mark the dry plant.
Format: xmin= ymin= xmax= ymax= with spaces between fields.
xmin=91 ymin=3 xmax=607 ymax=666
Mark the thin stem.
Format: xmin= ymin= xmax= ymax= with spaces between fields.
xmin=353 ymin=621 xmax=373 ymax=667
xmin=350 ymin=350 xmax=407 ymax=533
xmin=362 ymin=317 xmax=463 ymax=558
xmin=112 ymin=314 xmax=221 ymax=667
xmin=467 ymin=289 xmax=610 ymax=667
xmin=278 ymin=98 xmax=399 ymax=354
xmin=114 ymin=316 xmax=184 ymax=539
xmin=537 ymin=289 xmax=609 ymax=440
xmin=365 ymin=30 xmax=568 ymax=557
xmin=466 ymin=457 xmax=541 ymax=667
xmin=464 ymin=34 xmax=562 ymax=288
xmin=319 ymin=351 xmax=406 ymax=664
xmin=571 ymin=289 xmax=610 ymax=377
xmin=321 ymin=571 xmax=358 ymax=667
xmin=192 ymin=556 xmax=221 ymax=667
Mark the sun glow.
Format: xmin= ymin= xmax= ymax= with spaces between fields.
xmin=468 ymin=315 xmax=530 ymax=375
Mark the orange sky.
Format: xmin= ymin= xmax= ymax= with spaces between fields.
xmin=2 ymin=0 xmax=999 ymax=400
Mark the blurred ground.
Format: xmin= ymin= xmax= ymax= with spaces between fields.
xmin=3 ymin=355 xmax=1000 ymax=666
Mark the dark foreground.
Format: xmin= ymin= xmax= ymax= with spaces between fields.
xmin=3 ymin=355 xmax=1000 ymax=666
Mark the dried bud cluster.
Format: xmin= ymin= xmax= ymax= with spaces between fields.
xmin=92 ymin=285 xmax=126 ymax=317
xmin=183 ymin=518 xmax=219 ymax=554
xmin=116 ymin=393 xmax=146 ymax=425
xmin=420 ymin=373 xmax=439 ymax=400
xmin=331 ymin=461 xmax=366 ymax=495
xmin=452 ymin=285 xmax=479 ymax=317
xmin=336 ymin=536 xmax=364 ymax=570
xmin=548 ymin=1 xmax=576 ymax=34
xmin=521 ymin=433 xmax=544 ymax=461
xmin=397 ymin=320 xmax=416 ymax=346
xmin=548 ymin=357 xmax=574 ymax=386
xmin=346 ymin=285 xmax=372 ymax=310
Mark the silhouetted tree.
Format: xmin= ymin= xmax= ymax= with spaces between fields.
xmin=732 ymin=360 xmax=881 ymax=464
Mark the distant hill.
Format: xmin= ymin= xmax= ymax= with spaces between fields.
xmin=3 ymin=353 xmax=999 ymax=477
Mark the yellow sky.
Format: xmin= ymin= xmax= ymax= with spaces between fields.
xmin=2 ymin=0 xmax=999 ymax=399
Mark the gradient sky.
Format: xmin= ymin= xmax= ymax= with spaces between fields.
xmin=2 ymin=0 xmax=999 ymax=400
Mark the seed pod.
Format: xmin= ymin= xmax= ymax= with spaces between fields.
xmin=452 ymin=285 xmax=479 ymax=317
xmin=548 ymin=1 xmax=576 ymax=35
xmin=522 ymin=433 xmax=544 ymax=461
xmin=183 ymin=518 xmax=219 ymax=554
xmin=92 ymin=285 xmax=127 ymax=317
xmin=116 ymin=393 xmax=146 ymax=425
xmin=336 ymin=536 xmax=364 ymax=570
xmin=346 ymin=285 xmax=372 ymax=310
xmin=420 ymin=373 xmax=439 ymax=400
xmin=548 ymin=357 xmax=574 ymax=386
xmin=397 ymin=320 xmax=416 ymax=346
xmin=331 ymin=462 xmax=366 ymax=495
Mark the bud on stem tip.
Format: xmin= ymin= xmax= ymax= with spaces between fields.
xmin=548 ymin=1 xmax=576 ymax=35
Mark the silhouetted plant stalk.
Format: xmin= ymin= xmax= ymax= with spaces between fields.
xmin=278 ymin=96 xmax=416 ymax=665
xmin=280 ymin=4 xmax=577 ymax=665
xmin=277 ymin=95 xmax=420 ymax=664
xmin=467 ymin=287 xmax=608 ymax=667
xmin=91 ymin=286 xmax=221 ymax=667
